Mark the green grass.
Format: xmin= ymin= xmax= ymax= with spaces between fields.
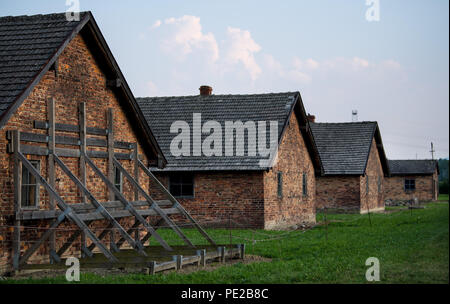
xmin=3 ymin=202 xmax=449 ymax=284
xmin=439 ymin=194 xmax=449 ymax=201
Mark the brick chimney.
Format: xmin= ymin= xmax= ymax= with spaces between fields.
xmin=307 ymin=114 xmax=316 ymax=123
xmin=199 ymin=85 xmax=212 ymax=96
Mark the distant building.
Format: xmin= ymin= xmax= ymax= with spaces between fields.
xmin=385 ymin=160 xmax=439 ymax=202
xmin=310 ymin=121 xmax=390 ymax=213
xmin=137 ymin=89 xmax=323 ymax=229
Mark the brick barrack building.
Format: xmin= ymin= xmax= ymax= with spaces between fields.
xmin=0 ymin=12 xmax=219 ymax=275
xmin=384 ymin=160 xmax=439 ymax=202
xmin=310 ymin=121 xmax=390 ymax=213
xmin=137 ymin=88 xmax=323 ymax=229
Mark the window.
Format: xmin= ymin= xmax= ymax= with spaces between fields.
xmin=21 ymin=160 xmax=40 ymax=208
xmin=277 ymin=172 xmax=283 ymax=198
xmin=377 ymin=176 xmax=382 ymax=193
xmin=169 ymin=173 xmax=194 ymax=198
xmin=366 ymin=175 xmax=369 ymax=195
xmin=114 ymin=166 xmax=122 ymax=200
xmin=405 ymin=179 xmax=416 ymax=191
xmin=302 ymin=173 xmax=308 ymax=196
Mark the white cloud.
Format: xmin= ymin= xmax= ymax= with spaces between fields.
xmin=225 ymin=27 xmax=262 ymax=80
xmin=150 ymin=20 xmax=161 ymax=29
xmin=160 ymin=15 xmax=219 ymax=62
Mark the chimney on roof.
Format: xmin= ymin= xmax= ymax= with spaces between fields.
xmin=199 ymin=85 xmax=212 ymax=96
xmin=307 ymin=114 xmax=316 ymax=123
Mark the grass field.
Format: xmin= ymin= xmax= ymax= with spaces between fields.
xmin=3 ymin=199 xmax=449 ymax=284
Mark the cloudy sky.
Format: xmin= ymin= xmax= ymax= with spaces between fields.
xmin=2 ymin=0 xmax=449 ymax=159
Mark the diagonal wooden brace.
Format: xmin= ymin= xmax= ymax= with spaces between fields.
xmin=113 ymin=157 xmax=195 ymax=248
xmin=53 ymin=154 xmax=147 ymax=256
xmin=83 ymin=153 xmax=173 ymax=251
xmin=138 ymin=159 xmax=217 ymax=246
xmin=17 ymin=152 xmax=118 ymax=265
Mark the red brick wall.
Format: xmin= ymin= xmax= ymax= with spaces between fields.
xmin=384 ymin=172 xmax=438 ymax=202
xmin=151 ymin=171 xmax=265 ymax=229
xmin=0 ymin=33 xmax=153 ymax=273
xmin=316 ymin=176 xmax=361 ymax=210
xmin=360 ymin=138 xmax=385 ymax=213
xmin=263 ymin=112 xmax=316 ymax=229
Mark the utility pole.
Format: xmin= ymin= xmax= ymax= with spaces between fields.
xmin=430 ymin=142 xmax=435 ymax=160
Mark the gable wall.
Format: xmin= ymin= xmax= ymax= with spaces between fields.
xmin=263 ymin=112 xmax=316 ymax=229
xmin=359 ymin=138 xmax=385 ymax=213
xmin=0 ymin=33 xmax=152 ymax=272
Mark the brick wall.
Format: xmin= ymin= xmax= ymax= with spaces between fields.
xmin=384 ymin=172 xmax=438 ymax=202
xmin=316 ymin=176 xmax=361 ymax=210
xmin=360 ymin=138 xmax=385 ymax=213
xmin=0 ymin=33 xmax=153 ymax=273
xmin=151 ymin=171 xmax=265 ymax=229
xmin=263 ymin=112 xmax=316 ymax=229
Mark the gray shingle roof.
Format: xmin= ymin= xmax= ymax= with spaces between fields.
xmin=137 ymin=92 xmax=317 ymax=171
xmin=0 ymin=12 xmax=167 ymax=164
xmin=388 ymin=160 xmax=438 ymax=175
xmin=310 ymin=122 xmax=386 ymax=176
xmin=0 ymin=12 xmax=87 ymax=120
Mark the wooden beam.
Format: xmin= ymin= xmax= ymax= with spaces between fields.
xmin=107 ymin=108 xmax=115 ymax=201
xmin=79 ymin=102 xmax=87 ymax=257
xmin=53 ymin=153 xmax=147 ymax=256
xmin=34 ymin=120 xmax=107 ymax=136
xmin=138 ymin=160 xmax=217 ymax=246
xmin=16 ymin=152 xmax=118 ymax=265
xmin=19 ymin=144 xmax=133 ymax=159
xmin=12 ymin=130 xmax=21 ymax=270
xmin=47 ymin=98 xmax=56 ymax=262
xmin=83 ymin=153 xmax=173 ymax=251
xmin=17 ymin=131 xmax=134 ymax=150
xmin=114 ymin=157 xmax=195 ymax=248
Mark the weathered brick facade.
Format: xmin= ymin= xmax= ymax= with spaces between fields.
xmin=149 ymin=111 xmax=317 ymax=229
xmin=384 ymin=172 xmax=439 ymax=202
xmin=316 ymin=139 xmax=385 ymax=213
xmin=0 ymin=33 xmax=155 ymax=273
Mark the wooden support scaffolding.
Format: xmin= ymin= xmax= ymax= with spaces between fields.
xmin=9 ymin=99 xmax=218 ymax=271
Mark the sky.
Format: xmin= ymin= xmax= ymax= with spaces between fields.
xmin=1 ymin=0 xmax=449 ymax=159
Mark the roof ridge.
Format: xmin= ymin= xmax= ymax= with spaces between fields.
xmin=136 ymin=91 xmax=300 ymax=100
xmin=0 ymin=11 xmax=90 ymax=21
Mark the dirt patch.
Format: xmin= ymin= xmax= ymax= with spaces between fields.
xmin=5 ymin=254 xmax=271 ymax=281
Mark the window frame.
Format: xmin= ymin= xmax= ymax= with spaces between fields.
xmin=404 ymin=178 xmax=416 ymax=192
xmin=21 ymin=160 xmax=40 ymax=210
xmin=277 ymin=172 xmax=283 ymax=198
xmin=169 ymin=173 xmax=195 ymax=198
xmin=302 ymin=172 xmax=308 ymax=197
xmin=113 ymin=165 xmax=123 ymax=200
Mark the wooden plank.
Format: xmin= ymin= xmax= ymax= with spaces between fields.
xmin=79 ymin=102 xmax=87 ymax=206
xmin=13 ymin=130 xmax=21 ymax=270
xmin=83 ymin=154 xmax=173 ymax=251
xmin=18 ymin=131 xmax=133 ymax=149
xmin=138 ymin=160 xmax=217 ymax=246
xmin=107 ymin=108 xmax=115 ymax=201
xmin=34 ymin=120 xmax=107 ymax=136
xmin=17 ymin=152 xmax=118 ymax=265
xmin=114 ymin=158 xmax=195 ymax=248
xmin=18 ymin=205 xmax=179 ymax=221
xmin=53 ymin=153 xmax=147 ymax=256
xmin=19 ymin=144 xmax=132 ymax=160
xmin=47 ymin=98 xmax=56 ymax=261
